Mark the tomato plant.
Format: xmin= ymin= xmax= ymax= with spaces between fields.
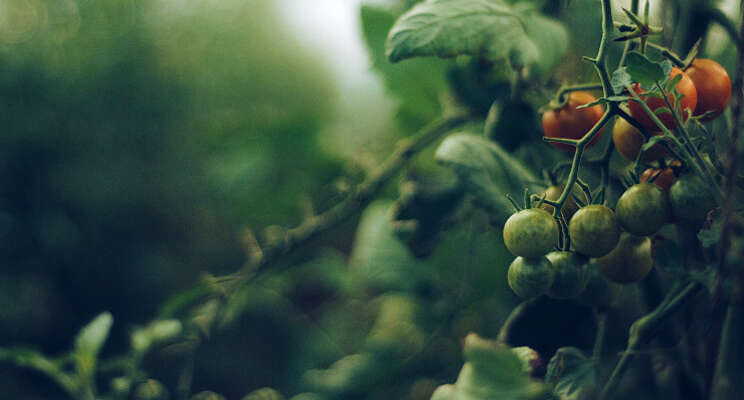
xmin=2 ymin=1 xmax=742 ymax=400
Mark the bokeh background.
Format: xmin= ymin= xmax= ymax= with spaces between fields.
xmin=0 ymin=0 xmax=739 ymax=399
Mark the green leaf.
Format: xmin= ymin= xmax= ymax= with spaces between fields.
xmin=611 ymin=68 xmax=632 ymax=94
xmin=349 ymin=201 xmax=426 ymax=291
xmin=74 ymin=312 xmax=113 ymax=361
xmin=431 ymin=333 xmax=550 ymax=399
xmin=435 ymin=133 xmax=541 ymax=223
xmin=386 ymin=0 xmax=567 ymax=76
xmin=361 ymin=5 xmax=448 ymax=131
xmin=625 ymin=51 xmax=665 ymax=88
xmin=545 ymin=347 xmax=596 ymax=400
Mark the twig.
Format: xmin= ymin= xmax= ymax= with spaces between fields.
xmin=599 ymin=282 xmax=703 ymax=400
xmin=227 ymin=115 xmax=472 ymax=286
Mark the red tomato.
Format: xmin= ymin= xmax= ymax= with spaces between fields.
xmin=685 ymin=58 xmax=731 ymax=121
xmin=542 ymin=91 xmax=605 ymax=152
xmin=628 ymin=67 xmax=697 ymax=131
xmin=640 ymin=161 xmax=680 ymax=193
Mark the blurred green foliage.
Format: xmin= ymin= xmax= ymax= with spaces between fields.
xmin=0 ymin=0 xmax=738 ymax=399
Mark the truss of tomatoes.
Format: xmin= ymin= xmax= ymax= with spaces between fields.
xmin=503 ymin=58 xmax=729 ymax=302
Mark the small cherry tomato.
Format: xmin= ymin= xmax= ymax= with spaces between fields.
xmin=615 ymin=183 xmax=669 ymax=236
xmin=540 ymin=185 xmax=587 ymax=220
xmin=628 ymin=67 xmax=697 ymax=131
xmin=669 ymin=173 xmax=716 ymax=225
xmin=542 ymin=91 xmax=605 ymax=152
xmin=612 ymin=117 xmax=667 ymax=162
xmin=569 ymin=205 xmax=621 ymax=258
xmin=685 ymin=58 xmax=731 ymax=121
xmin=546 ymin=251 xmax=589 ymax=299
xmin=640 ymin=162 xmax=679 ymax=193
xmin=597 ymin=233 xmax=653 ymax=284
xmin=508 ymin=256 xmax=555 ymax=298
xmin=503 ymin=208 xmax=559 ymax=257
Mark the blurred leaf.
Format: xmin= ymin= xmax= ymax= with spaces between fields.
xmin=435 ymin=134 xmax=540 ymax=223
xmin=242 ymin=387 xmax=285 ymax=400
xmin=545 ymin=347 xmax=596 ymax=400
xmin=361 ymin=5 xmax=448 ymax=131
xmin=390 ymin=175 xmax=464 ymax=257
xmin=386 ymin=0 xmax=567 ymax=77
xmin=641 ymin=135 xmax=667 ymax=152
xmin=365 ymin=294 xmax=426 ymax=355
xmin=304 ymin=353 xmax=386 ymax=395
xmin=131 ymin=319 xmax=183 ymax=353
xmin=192 ymin=391 xmax=226 ymax=400
xmin=0 ymin=346 xmax=76 ymax=394
xmin=74 ymin=312 xmax=113 ymax=363
xmin=611 ymin=67 xmax=632 ymax=94
xmin=349 ymin=201 xmax=426 ymax=291
xmin=431 ymin=333 xmax=550 ymax=400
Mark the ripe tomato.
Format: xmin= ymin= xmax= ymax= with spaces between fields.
xmin=542 ymin=91 xmax=605 ymax=152
xmin=540 ymin=184 xmax=587 ymax=220
xmin=685 ymin=58 xmax=731 ymax=121
xmin=503 ymin=208 xmax=559 ymax=257
xmin=640 ymin=163 xmax=678 ymax=193
xmin=545 ymin=251 xmax=589 ymax=299
xmin=615 ymin=183 xmax=669 ymax=236
xmin=569 ymin=205 xmax=620 ymax=258
xmin=507 ymin=256 xmax=555 ymax=298
xmin=597 ymin=233 xmax=654 ymax=284
xmin=628 ymin=67 xmax=697 ymax=131
xmin=612 ymin=117 xmax=667 ymax=162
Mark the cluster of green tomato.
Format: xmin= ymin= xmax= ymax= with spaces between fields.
xmin=504 ymin=58 xmax=730 ymax=302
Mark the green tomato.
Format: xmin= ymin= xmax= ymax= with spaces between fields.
xmin=507 ymin=256 xmax=555 ymax=299
xmin=546 ymin=251 xmax=589 ymax=299
xmin=597 ymin=233 xmax=653 ymax=284
xmin=670 ymin=174 xmax=716 ymax=225
xmin=569 ymin=205 xmax=620 ymax=258
xmin=615 ymin=182 xmax=669 ymax=236
xmin=503 ymin=208 xmax=559 ymax=257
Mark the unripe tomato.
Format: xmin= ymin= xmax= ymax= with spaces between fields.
xmin=669 ymin=173 xmax=716 ymax=225
xmin=615 ymin=183 xmax=669 ymax=236
xmin=503 ymin=208 xmax=559 ymax=257
xmin=597 ymin=233 xmax=653 ymax=284
xmin=540 ymin=185 xmax=587 ymax=220
xmin=640 ymin=162 xmax=679 ymax=193
xmin=575 ymin=262 xmax=622 ymax=308
xmin=545 ymin=251 xmax=589 ymax=299
xmin=628 ymin=67 xmax=697 ymax=131
xmin=612 ymin=117 xmax=667 ymax=162
xmin=542 ymin=91 xmax=605 ymax=152
xmin=569 ymin=205 xmax=621 ymax=257
xmin=685 ymin=58 xmax=731 ymax=121
xmin=507 ymin=256 xmax=555 ymax=298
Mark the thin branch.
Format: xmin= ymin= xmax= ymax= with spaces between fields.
xmin=600 ymin=282 xmax=703 ymax=400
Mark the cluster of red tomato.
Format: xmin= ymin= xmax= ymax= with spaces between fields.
xmin=503 ymin=58 xmax=730 ymax=303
